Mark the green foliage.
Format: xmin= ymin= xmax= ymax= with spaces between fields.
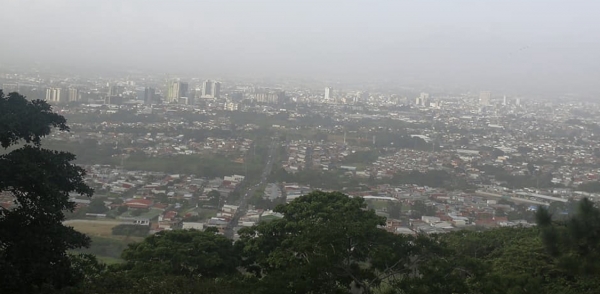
xmin=64 ymin=193 xmax=600 ymax=293
xmin=387 ymin=201 xmax=403 ymax=219
xmin=410 ymin=200 xmax=436 ymax=218
xmin=121 ymin=229 xmax=240 ymax=278
xmin=77 ymin=273 xmax=249 ymax=294
xmin=207 ymin=190 xmax=221 ymax=207
xmin=537 ymin=198 xmax=600 ymax=280
xmin=0 ymin=91 xmax=69 ymax=148
xmin=238 ymin=191 xmax=414 ymax=294
xmin=0 ymin=91 xmax=94 ymax=293
xmin=73 ymin=236 xmax=131 ymax=260
xmin=116 ymin=205 xmax=128 ymax=214
xmin=121 ymin=154 xmax=261 ymax=178
xmin=87 ymin=198 xmax=109 ymax=214
xmin=111 ymin=224 xmax=150 ymax=237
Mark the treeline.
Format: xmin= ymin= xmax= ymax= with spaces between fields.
xmin=21 ymin=191 xmax=600 ymax=294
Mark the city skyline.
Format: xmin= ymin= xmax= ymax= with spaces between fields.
xmin=1 ymin=0 xmax=599 ymax=96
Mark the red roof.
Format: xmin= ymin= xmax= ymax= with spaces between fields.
xmin=153 ymin=203 xmax=168 ymax=210
xmin=125 ymin=199 xmax=153 ymax=209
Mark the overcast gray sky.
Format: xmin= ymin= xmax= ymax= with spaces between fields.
xmin=1 ymin=0 xmax=599 ymax=93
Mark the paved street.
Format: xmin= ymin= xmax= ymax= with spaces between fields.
xmin=224 ymin=138 xmax=278 ymax=239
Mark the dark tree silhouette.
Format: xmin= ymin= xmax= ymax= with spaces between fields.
xmin=0 ymin=91 xmax=93 ymax=293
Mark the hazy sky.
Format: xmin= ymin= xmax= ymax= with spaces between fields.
xmin=1 ymin=0 xmax=599 ymax=94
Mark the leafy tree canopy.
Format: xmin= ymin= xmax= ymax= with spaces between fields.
xmin=0 ymin=91 xmax=93 ymax=293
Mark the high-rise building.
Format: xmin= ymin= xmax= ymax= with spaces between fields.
xmin=515 ymin=97 xmax=521 ymax=106
xmin=419 ymin=92 xmax=430 ymax=106
xmin=503 ymin=95 xmax=507 ymax=106
xmin=67 ymin=88 xmax=79 ymax=102
xmin=144 ymin=87 xmax=156 ymax=104
xmin=324 ymin=87 xmax=333 ymax=100
xmin=108 ymin=85 xmax=124 ymax=97
xmin=45 ymin=88 xmax=62 ymax=103
xmin=201 ymin=80 xmax=221 ymax=98
xmin=255 ymin=89 xmax=286 ymax=104
xmin=479 ymin=91 xmax=491 ymax=106
xmin=168 ymin=81 xmax=188 ymax=103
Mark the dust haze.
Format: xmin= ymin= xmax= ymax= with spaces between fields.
xmin=1 ymin=0 xmax=599 ymax=94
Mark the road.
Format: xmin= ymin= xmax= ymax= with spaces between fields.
xmin=63 ymin=219 xmax=130 ymax=226
xmin=475 ymin=190 xmax=549 ymax=206
xmin=224 ymin=138 xmax=278 ymax=239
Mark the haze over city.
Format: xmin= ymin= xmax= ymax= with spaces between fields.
xmin=2 ymin=0 xmax=599 ymax=95
xmin=4 ymin=1 xmax=600 ymax=293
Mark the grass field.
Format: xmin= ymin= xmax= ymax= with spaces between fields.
xmin=96 ymin=255 xmax=125 ymax=265
xmin=67 ymin=220 xmax=145 ymax=263
xmin=69 ymin=221 xmax=117 ymax=238
xmin=119 ymin=208 xmax=163 ymax=220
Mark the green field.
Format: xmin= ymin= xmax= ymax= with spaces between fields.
xmin=67 ymin=220 xmax=144 ymax=263
xmin=120 ymin=208 xmax=163 ymax=220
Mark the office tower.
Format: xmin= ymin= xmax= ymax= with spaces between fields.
xmin=202 ymin=80 xmax=221 ymax=98
xmin=419 ymin=92 xmax=430 ymax=106
xmin=67 ymin=88 xmax=79 ymax=102
xmin=202 ymin=80 xmax=212 ymax=98
xmin=180 ymin=82 xmax=189 ymax=99
xmin=144 ymin=87 xmax=156 ymax=105
xmin=213 ymin=82 xmax=221 ymax=98
xmin=515 ymin=97 xmax=521 ymax=106
xmin=108 ymin=85 xmax=124 ymax=97
xmin=324 ymin=87 xmax=333 ymax=100
xmin=45 ymin=88 xmax=62 ymax=103
xmin=168 ymin=81 xmax=188 ymax=103
xmin=479 ymin=91 xmax=491 ymax=106
xmin=167 ymin=82 xmax=176 ymax=102
xmin=255 ymin=89 xmax=286 ymax=104
xmin=503 ymin=95 xmax=507 ymax=106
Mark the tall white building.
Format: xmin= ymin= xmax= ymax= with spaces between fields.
xmin=479 ymin=91 xmax=491 ymax=106
xmin=419 ymin=92 xmax=430 ymax=106
xmin=324 ymin=87 xmax=333 ymax=101
xmin=168 ymin=81 xmax=188 ymax=103
xmin=502 ymin=95 xmax=507 ymax=106
xmin=45 ymin=88 xmax=62 ymax=103
xmin=202 ymin=80 xmax=221 ymax=98
xmin=68 ymin=88 xmax=79 ymax=102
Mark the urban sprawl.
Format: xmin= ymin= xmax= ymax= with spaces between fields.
xmin=2 ymin=70 xmax=600 ymax=239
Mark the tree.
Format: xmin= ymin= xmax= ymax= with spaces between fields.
xmin=117 ymin=205 xmax=128 ymax=214
xmin=207 ymin=190 xmax=221 ymax=207
xmin=121 ymin=229 xmax=240 ymax=278
xmin=87 ymin=198 xmax=109 ymax=214
xmin=410 ymin=200 xmax=436 ymax=219
xmin=238 ymin=191 xmax=415 ymax=294
xmin=0 ymin=91 xmax=94 ymax=293
xmin=387 ymin=201 xmax=403 ymax=219
xmin=537 ymin=198 xmax=600 ymax=277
